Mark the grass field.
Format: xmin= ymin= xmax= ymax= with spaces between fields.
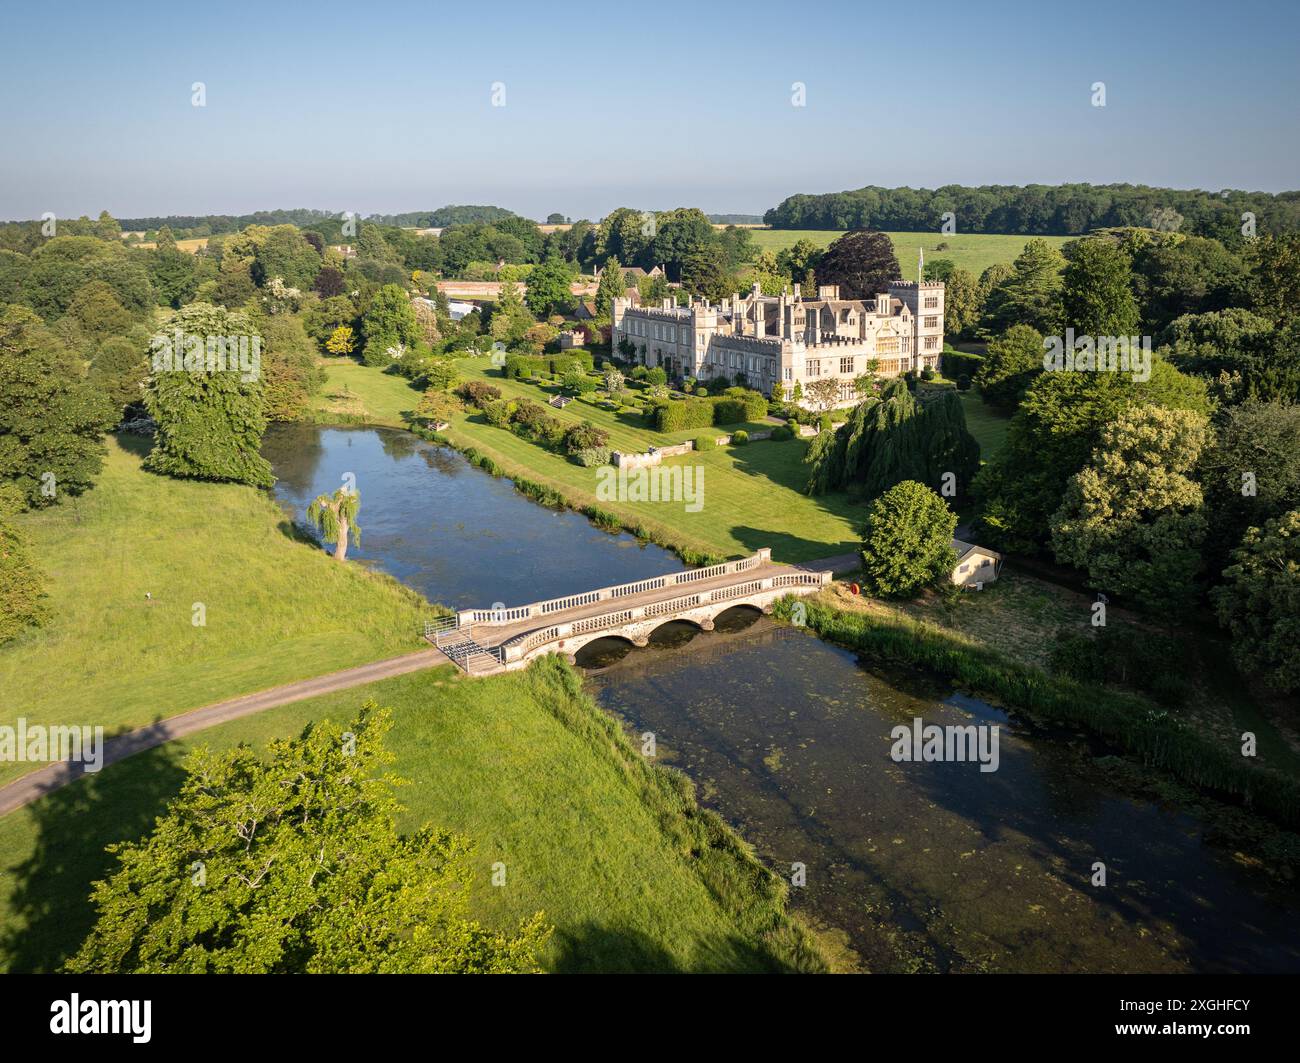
xmin=0 ymin=659 xmax=820 ymax=973
xmin=311 ymin=358 xmax=867 ymax=564
xmin=0 ymin=434 xmax=432 ymax=788
xmin=748 ymin=230 xmax=1072 ymax=280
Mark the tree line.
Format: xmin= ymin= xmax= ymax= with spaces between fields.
xmin=764 ymin=183 xmax=1300 ymax=240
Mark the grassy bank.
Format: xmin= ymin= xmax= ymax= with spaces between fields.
xmin=311 ymin=357 xmax=865 ymax=564
xmin=776 ymin=594 xmax=1300 ymax=829
xmin=0 ymin=658 xmax=827 ymax=973
xmin=0 ymin=433 xmax=434 ymax=789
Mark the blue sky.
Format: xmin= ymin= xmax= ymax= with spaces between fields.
xmin=0 ymin=0 xmax=1296 ymax=221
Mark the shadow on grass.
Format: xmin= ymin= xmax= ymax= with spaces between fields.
xmin=0 ymin=744 xmax=188 ymax=973
xmin=550 ymin=921 xmax=784 ymax=973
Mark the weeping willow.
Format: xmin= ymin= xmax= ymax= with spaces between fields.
xmin=803 ymin=379 xmax=980 ymax=498
xmin=307 ymin=487 xmax=361 ymax=561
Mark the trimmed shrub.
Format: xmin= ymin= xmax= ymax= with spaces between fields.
xmin=575 ymin=446 xmax=611 ymax=467
xmin=504 ymin=354 xmax=544 ymax=379
xmin=712 ymin=388 xmax=768 ymax=426
xmin=654 ymin=398 xmax=715 ymax=432
xmin=482 ymin=398 xmax=514 ymax=427
xmin=562 ymin=420 xmax=610 ymax=455
xmin=942 ymin=348 xmax=985 ymax=380
xmin=731 ymin=430 xmax=749 ymax=446
xmin=458 ymin=380 xmax=501 ymax=408
xmin=770 ymin=425 xmax=794 ymax=441
xmin=695 ymin=433 xmax=716 ymax=450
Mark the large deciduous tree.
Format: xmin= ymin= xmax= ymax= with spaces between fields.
xmin=814 ymin=229 xmax=901 ymax=299
xmin=143 ymin=303 xmax=274 ymax=488
xmin=974 ymin=324 xmax=1044 ymax=410
xmin=0 ymin=306 xmax=117 ymax=507
xmin=0 ymin=484 xmax=49 ymax=644
xmin=1213 ymin=511 xmax=1300 ymax=694
xmin=859 ymin=480 xmax=958 ymax=598
xmin=360 ymin=284 xmax=420 ymax=366
xmin=66 ymin=704 xmax=550 ymax=973
xmin=1051 ymin=405 xmax=1209 ymax=610
xmin=524 ymin=257 xmax=574 ymax=317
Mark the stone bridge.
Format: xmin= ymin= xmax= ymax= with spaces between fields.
xmin=425 ymin=548 xmax=832 ymax=676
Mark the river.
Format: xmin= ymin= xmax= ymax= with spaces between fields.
xmin=266 ymin=425 xmax=1300 ymax=973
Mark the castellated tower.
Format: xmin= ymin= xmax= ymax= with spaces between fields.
xmin=888 ymin=279 xmax=945 ymax=371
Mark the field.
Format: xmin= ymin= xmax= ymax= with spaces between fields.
xmin=312 ymin=358 xmax=867 ymax=564
xmin=0 ymin=659 xmax=817 ymax=973
xmin=0 ymin=434 xmax=430 ymax=787
xmin=747 ymin=229 xmax=1073 ymax=280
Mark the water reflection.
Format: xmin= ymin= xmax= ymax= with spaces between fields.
xmin=587 ymin=618 xmax=1300 ymax=973
xmin=262 ymin=424 xmax=681 ymax=609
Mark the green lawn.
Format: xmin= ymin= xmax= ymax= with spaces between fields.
xmin=0 ymin=660 xmax=819 ymax=973
xmin=748 ymin=230 xmax=1072 ymax=280
xmin=0 ymin=434 xmax=432 ymax=788
xmin=313 ymin=357 xmax=866 ymax=564
xmin=958 ymin=390 xmax=1012 ymax=464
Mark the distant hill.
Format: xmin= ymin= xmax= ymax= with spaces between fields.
xmin=764 ymin=183 xmax=1300 ymax=240
xmin=708 ymin=214 xmax=764 ymax=225
xmin=115 ymin=205 xmax=522 ymax=237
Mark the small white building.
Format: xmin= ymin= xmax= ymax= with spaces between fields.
xmin=951 ymin=539 xmax=1002 ymax=589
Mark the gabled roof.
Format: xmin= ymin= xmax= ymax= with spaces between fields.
xmin=953 ymin=539 xmax=1002 ymax=564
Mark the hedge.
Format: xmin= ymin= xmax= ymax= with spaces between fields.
xmin=653 ymin=398 xmax=715 ymax=432
xmin=942 ymin=349 xmax=985 ymax=380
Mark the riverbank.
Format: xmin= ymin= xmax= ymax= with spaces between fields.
xmin=0 ymin=433 xmax=434 ymax=790
xmin=309 ymin=358 xmax=864 ymax=565
xmin=0 ymin=659 xmax=829 ymax=973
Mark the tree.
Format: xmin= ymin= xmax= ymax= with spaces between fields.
xmin=0 ymin=306 xmax=116 ymax=507
xmin=524 ymin=257 xmax=573 ymax=317
xmin=804 ymin=379 xmax=979 ymax=498
xmin=680 ymin=244 xmax=733 ymax=303
xmin=1246 ymin=233 xmax=1300 ymax=329
xmin=325 ymin=324 xmax=356 ymax=357
xmin=361 ymin=284 xmax=420 ymax=366
xmin=805 ymin=377 xmax=842 ymax=412
xmin=312 ymin=265 xmax=347 ymax=298
xmin=602 ymin=367 xmax=625 ymax=394
xmin=90 ymin=334 xmax=150 ymax=419
xmin=561 ymin=365 xmax=596 ymax=395
xmin=1199 ymin=400 xmax=1300 ymax=574
xmin=1050 ymin=405 xmax=1209 ymax=609
xmin=974 ymin=359 xmax=1210 ymax=553
xmin=595 ymin=256 xmax=626 ymax=317
xmin=815 ymin=230 xmax=900 ymax=299
xmin=259 ymin=314 xmax=325 ymax=421
xmin=943 ymin=267 xmax=980 ymax=339
xmin=1213 ymin=511 xmax=1300 ymax=693
xmin=1061 ymin=238 xmax=1139 ymax=336
xmin=251 ymin=225 xmax=322 ymax=289
xmin=143 ymin=303 xmax=274 ymax=488
xmin=307 ymin=485 xmax=360 ymax=561
xmin=859 ymin=481 xmax=958 ymax=598
xmin=974 ymin=324 xmax=1044 ymax=410
xmin=0 ymin=484 xmax=49 ymax=644
xmin=981 ymin=238 xmax=1064 ymax=336
xmin=67 ymin=703 xmax=549 ymax=973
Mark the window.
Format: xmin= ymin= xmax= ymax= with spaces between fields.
xmin=784 ymin=367 xmax=793 ymax=381
xmin=924 ymin=336 xmax=939 ymax=350
xmin=924 ymin=316 xmax=939 ymax=328
xmin=924 ymin=297 xmax=939 ymax=309
xmin=840 ymin=357 xmax=854 ymax=374
xmin=805 ymin=360 xmax=821 ymax=377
